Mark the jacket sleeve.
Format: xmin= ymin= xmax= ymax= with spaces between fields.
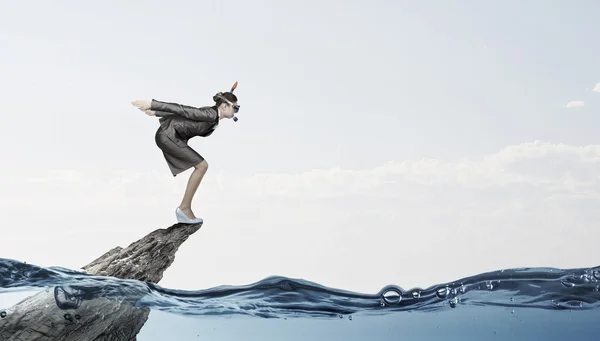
xmin=153 ymin=110 xmax=175 ymax=118
xmin=150 ymin=99 xmax=217 ymax=122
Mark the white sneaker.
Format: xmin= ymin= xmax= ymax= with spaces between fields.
xmin=175 ymin=207 xmax=204 ymax=224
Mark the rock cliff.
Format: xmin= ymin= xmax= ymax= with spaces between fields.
xmin=0 ymin=222 xmax=201 ymax=341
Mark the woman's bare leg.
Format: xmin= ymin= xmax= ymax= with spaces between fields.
xmin=179 ymin=160 xmax=208 ymax=219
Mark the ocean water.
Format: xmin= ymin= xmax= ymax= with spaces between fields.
xmin=0 ymin=258 xmax=599 ymax=340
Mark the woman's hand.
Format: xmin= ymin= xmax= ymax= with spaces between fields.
xmin=131 ymin=100 xmax=155 ymax=116
xmin=132 ymin=100 xmax=151 ymax=110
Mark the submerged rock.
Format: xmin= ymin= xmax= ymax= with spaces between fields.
xmin=0 ymin=222 xmax=201 ymax=341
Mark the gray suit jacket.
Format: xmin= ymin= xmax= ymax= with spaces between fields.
xmin=151 ymin=99 xmax=219 ymax=147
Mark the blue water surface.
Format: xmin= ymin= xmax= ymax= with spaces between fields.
xmin=0 ymin=258 xmax=598 ymax=340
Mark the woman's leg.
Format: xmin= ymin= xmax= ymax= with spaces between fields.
xmin=179 ymin=160 xmax=209 ymax=219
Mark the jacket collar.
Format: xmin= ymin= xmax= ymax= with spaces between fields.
xmin=213 ymin=106 xmax=220 ymax=128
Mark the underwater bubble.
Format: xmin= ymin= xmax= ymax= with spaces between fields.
xmin=381 ymin=287 xmax=402 ymax=305
xmin=348 ymin=315 xmax=353 ymax=320
xmin=64 ymin=313 xmax=73 ymax=322
xmin=449 ymin=297 xmax=458 ymax=308
xmin=561 ymin=279 xmax=576 ymax=288
xmin=566 ymin=300 xmax=584 ymax=308
xmin=555 ymin=300 xmax=585 ymax=309
xmin=486 ymin=281 xmax=494 ymax=290
xmin=593 ymin=271 xmax=600 ymax=280
xmin=459 ymin=285 xmax=466 ymax=294
xmin=436 ymin=287 xmax=449 ymax=298
xmin=75 ymin=314 xmax=81 ymax=320
xmin=412 ymin=291 xmax=421 ymax=299
xmin=54 ymin=286 xmax=82 ymax=310
xmin=0 ymin=311 xmax=6 ymax=318
xmin=451 ymin=288 xmax=458 ymax=296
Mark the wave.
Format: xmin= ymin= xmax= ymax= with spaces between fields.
xmin=1 ymin=258 xmax=599 ymax=319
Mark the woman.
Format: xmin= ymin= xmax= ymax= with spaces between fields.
xmin=131 ymin=90 xmax=239 ymax=224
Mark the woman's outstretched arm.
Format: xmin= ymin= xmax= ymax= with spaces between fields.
xmin=131 ymin=99 xmax=217 ymax=122
xmin=150 ymin=99 xmax=217 ymax=122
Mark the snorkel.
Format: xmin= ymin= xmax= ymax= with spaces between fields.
xmin=230 ymin=81 xmax=239 ymax=122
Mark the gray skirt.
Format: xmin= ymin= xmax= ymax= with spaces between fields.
xmin=155 ymin=127 xmax=204 ymax=177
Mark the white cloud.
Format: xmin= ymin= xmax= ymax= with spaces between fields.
xmin=593 ymin=82 xmax=600 ymax=93
xmin=1 ymin=141 xmax=600 ymax=293
xmin=564 ymin=100 xmax=584 ymax=108
xmin=5 ymin=141 xmax=599 ymax=201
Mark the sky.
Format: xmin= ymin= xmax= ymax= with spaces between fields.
xmin=0 ymin=0 xmax=599 ymax=295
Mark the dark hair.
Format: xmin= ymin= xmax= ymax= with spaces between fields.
xmin=213 ymin=92 xmax=238 ymax=107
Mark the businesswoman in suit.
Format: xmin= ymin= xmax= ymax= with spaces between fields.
xmin=131 ymin=90 xmax=239 ymax=225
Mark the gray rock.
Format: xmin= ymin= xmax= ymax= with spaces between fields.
xmin=0 ymin=222 xmax=202 ymax=341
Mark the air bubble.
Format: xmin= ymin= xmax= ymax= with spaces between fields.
xmin=449 ymin=297 xmax=458 ymax=308
xmin=412 ymin=291 xmax=421 ymax=299
xmin=381 ymin=286 xmax=402 ymax=305
xmin=561 ymin=279 xmax=575 ymax=288
xmin=436 ymin=287 xmax=449 ymax=298
xmin=54 ymin=287 xmax=82 ymax=310
xmin=0 ymin=311 xmax=6 ymax=318
xmin=486 ymin=281 xmax=494 ymax=290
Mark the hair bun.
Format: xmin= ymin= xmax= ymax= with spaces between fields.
xmin=213 ymin=92 xmax=223 ymax=102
